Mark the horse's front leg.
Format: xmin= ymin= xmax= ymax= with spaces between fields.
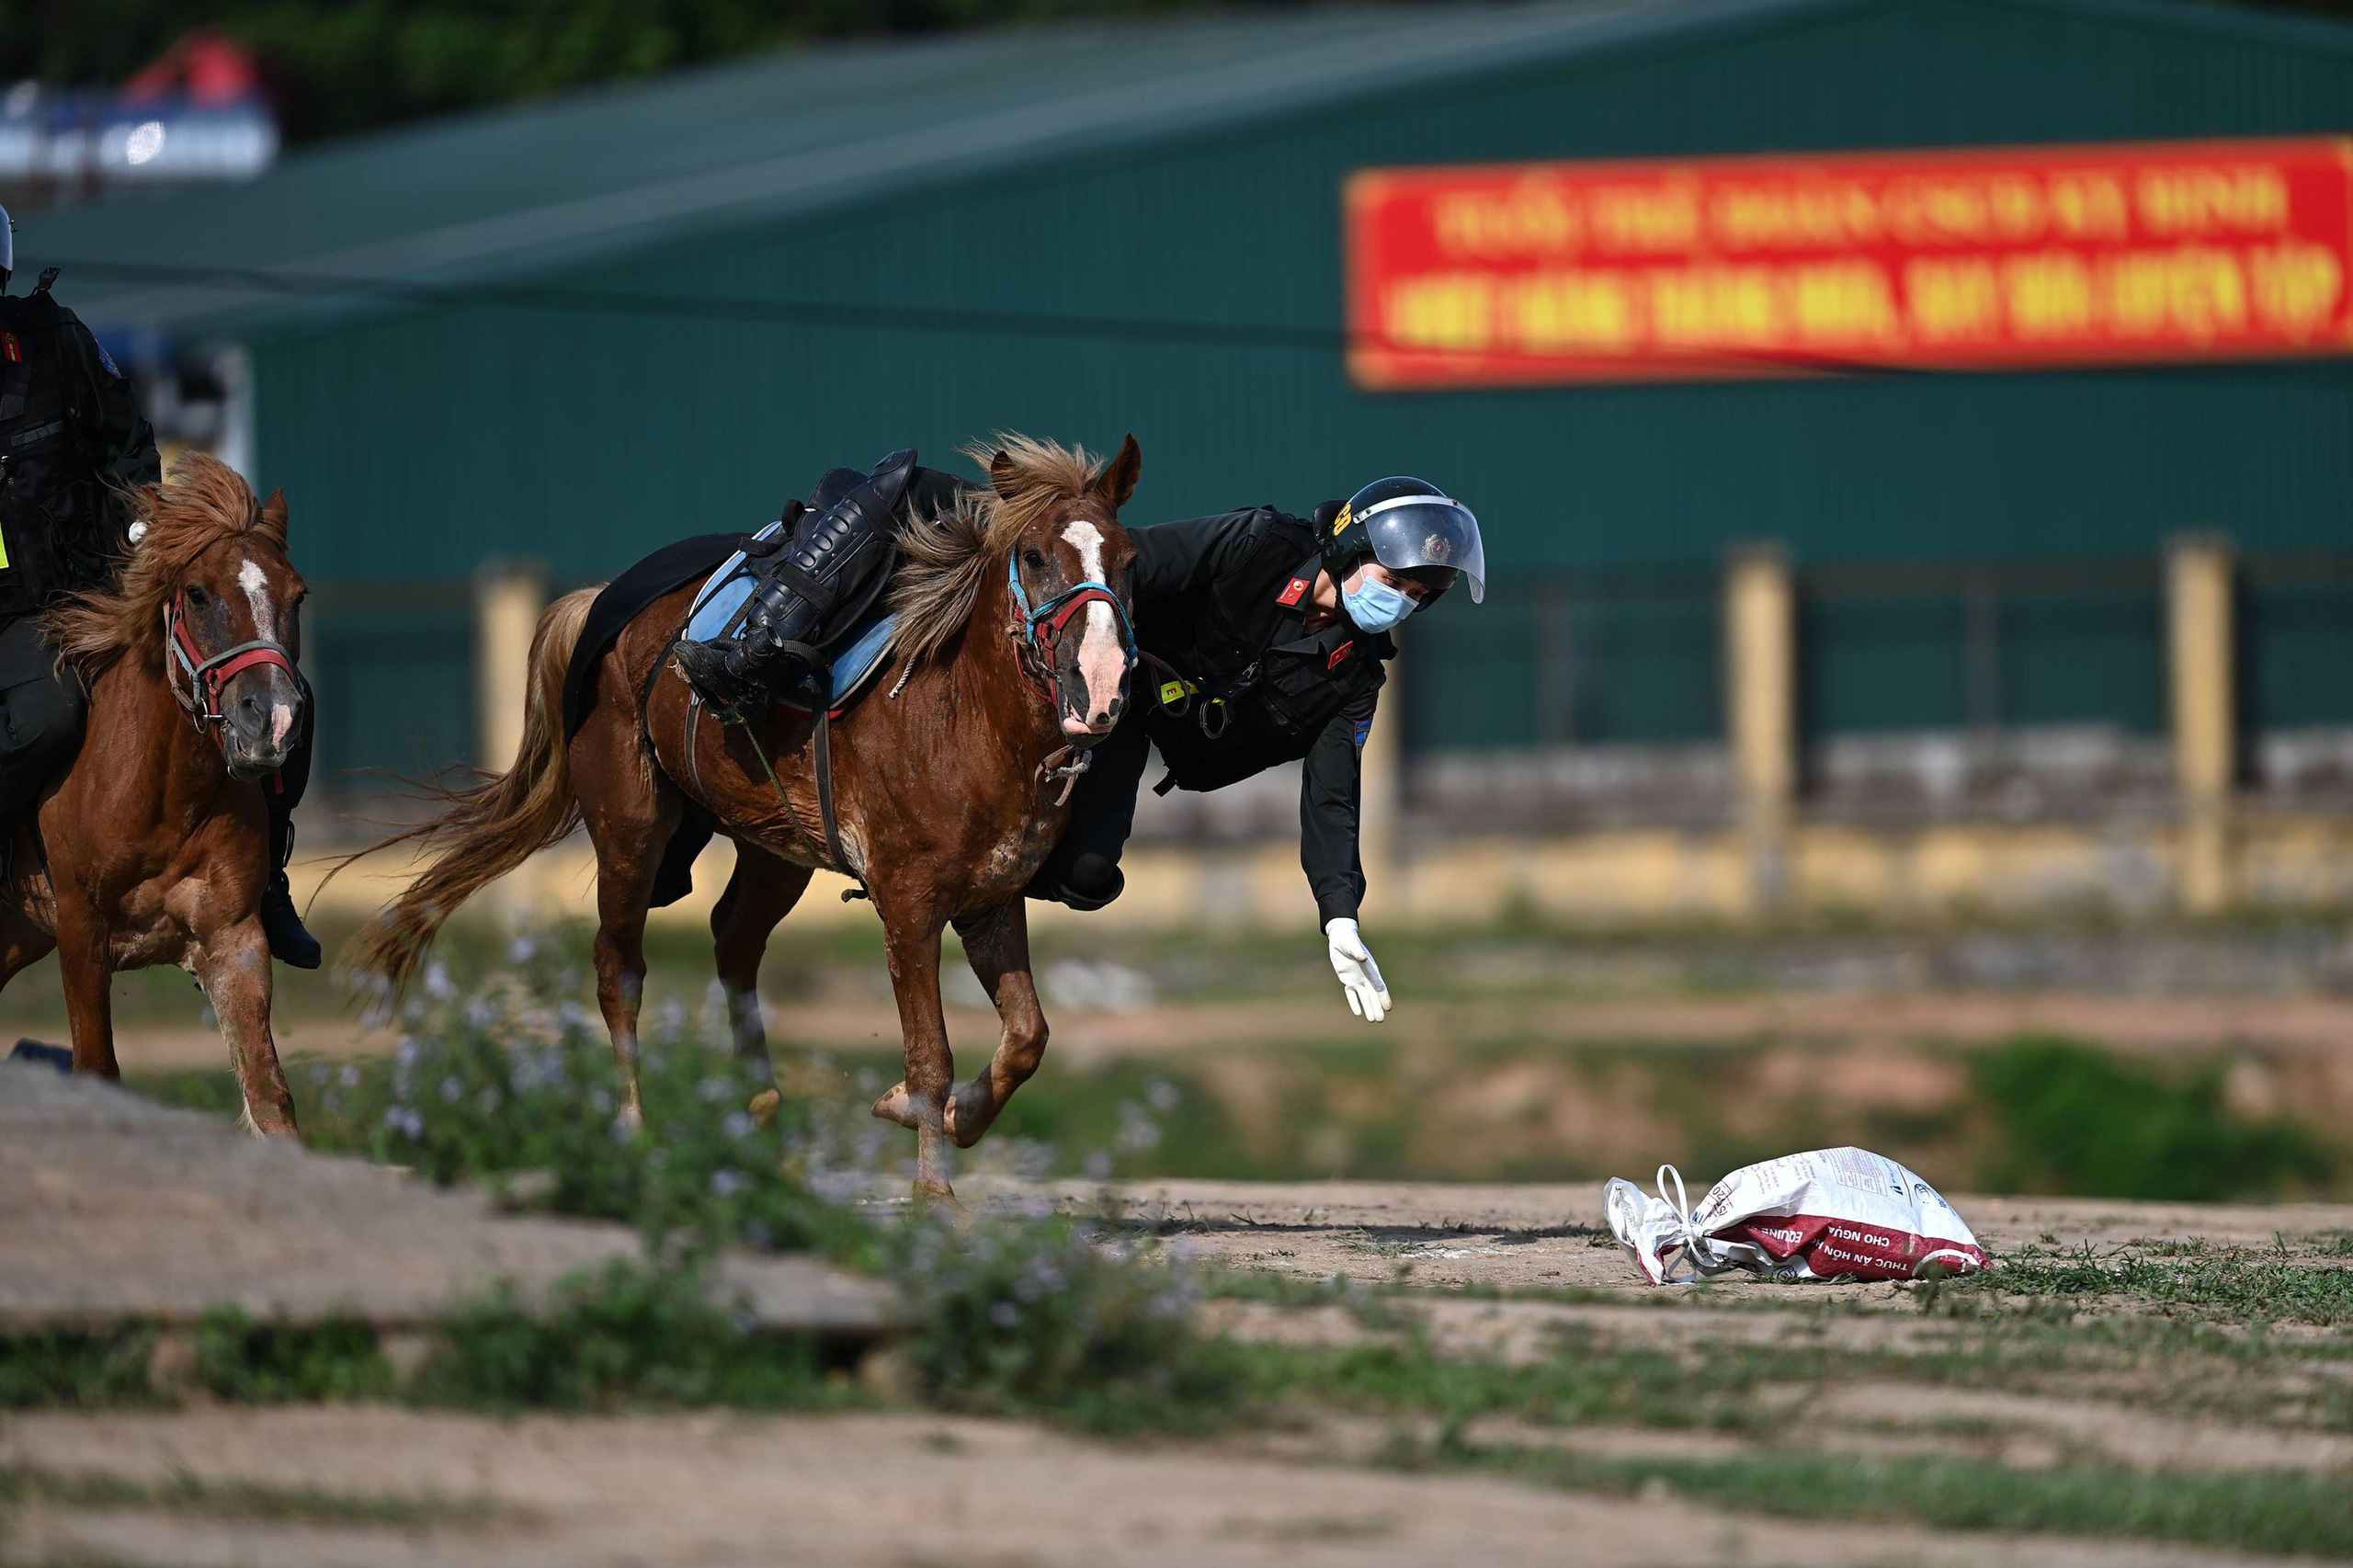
xmin=52 ymin=893 xmax=119 ymax=1079
xmin=870 ymin=903 xmax=958 ymax=1208
xmin=199 ymin=920 xmax=298 ymax=1137
xmin=942 ymin=902 xmax=1046 ymax=1150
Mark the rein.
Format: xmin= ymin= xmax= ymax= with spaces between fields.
xmin=1005 ymin=554 xmax=1136 ymax=708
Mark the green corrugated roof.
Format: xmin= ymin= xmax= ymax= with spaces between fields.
xmin=35 ymin=0 xmax=2353 ymax=338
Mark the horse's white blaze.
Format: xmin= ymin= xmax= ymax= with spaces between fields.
xmin=238 ymin=558 xmax=273 ymax=639
xmin=1062 ymin=520 xmax=1124 ymax=730
xmin=238 ymin=555 xmax=299 ymax=746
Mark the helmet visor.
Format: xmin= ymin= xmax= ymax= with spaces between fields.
xmin=1360 ymin=496 xmax=1485 ymax=604
xmin=0 ymin=208 xmax=13 ymax=278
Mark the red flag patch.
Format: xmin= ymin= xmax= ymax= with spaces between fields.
xmin=1 ymin=334 xmax=19 ymax=364
xmin=1277 ymin=577 xmax=1310 ymax=607
xmin=1327 ymin=640 xmax=1357 ymax=670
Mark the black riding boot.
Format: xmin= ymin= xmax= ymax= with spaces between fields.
xmin=674 ymin=448 xmax=915 ymax=710
xmin=259 ymin=813 xmax=321 ymax=970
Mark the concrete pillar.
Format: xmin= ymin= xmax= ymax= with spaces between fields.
xmin=475 ymin=560 xmax=548 ymax=771
xmin=2167 ymin=534 xmax=2236 ymax=914
xmin=474 ymin=560 xmax=548 ymax=923
xmin=1723 ymin=543 xmax=1796 ymax=914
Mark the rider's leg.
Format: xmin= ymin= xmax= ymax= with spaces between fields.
xmin=0 ymin=618 xmax=86 ymax=840
xmin=256 ymin=709 xmax=322 ymax=970
xmin=1025 ymin=714 xmax=1151 ymax=911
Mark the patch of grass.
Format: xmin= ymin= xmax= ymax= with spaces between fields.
xmin=193 ymin=1309 xmax=395 ymax=1403
xmin=0 ymin=1464 xmax=495 ymax=1529
xmin=411 ymin=1259 xmax=858 ymax=1414
xmin=1972 ymin=1037 xmax=2331 ymax=1200
xmin=890 ymin=1212 xmax=1245 ymax=1434
xmin=1233 ymin=1327 xmax=1766 ymax=1436
xmin=1955 ymin=1243 xmax=2353 ymax=1327
xmin=0 ymin=1327 xmax=158 ymax=1409
xmin=1431 ymin=1444 xmax=2353 ymax=1559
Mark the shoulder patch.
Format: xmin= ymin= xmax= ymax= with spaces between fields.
xmin=97 ymin=345 xmax=122 ymax=378
xmin=1277 ymin=576 xmax=1310 ymax=607
xmin=1327 ymin=640 xmax=1357 ymax=671
xmin=1352 ymin=716 xmax=1373 ymax=751
xmin=0 ymin=333 xmax=18 ymax=364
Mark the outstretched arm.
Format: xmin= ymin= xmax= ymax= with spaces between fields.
xmin=1302 ymin=691 xmax=1391 ymax=1022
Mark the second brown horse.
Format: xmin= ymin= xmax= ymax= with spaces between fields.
xmin=350 ymin=435 xmax=1141 ymax=1202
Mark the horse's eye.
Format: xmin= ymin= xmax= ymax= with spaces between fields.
xmin=185 ymin=585 xmax=208 ymax=608
xmin=1022 ymin=549 xmax=1046 ymax=571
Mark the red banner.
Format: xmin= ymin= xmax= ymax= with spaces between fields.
xmin=1345 ymin=139 xmax=2353 ymax=388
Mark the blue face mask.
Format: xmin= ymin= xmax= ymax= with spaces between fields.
xmin=1341 ymin=575 xmax=1417 ymax=633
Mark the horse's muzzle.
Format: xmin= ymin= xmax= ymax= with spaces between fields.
xmin=222 ymin=676 xmax=307 ymax=778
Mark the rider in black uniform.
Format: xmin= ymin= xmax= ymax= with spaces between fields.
xmin=1030 ymin=476 xmax=1484 ymax=1024
xmin=0 ymin=206 xmax=320 ymax=967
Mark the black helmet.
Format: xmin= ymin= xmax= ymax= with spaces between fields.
xmin=1320 ymin=476 xmax=1484 ymax=604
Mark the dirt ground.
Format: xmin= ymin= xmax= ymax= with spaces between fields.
xmin=0 ymin=1403 xmax=2301 ymax=1568
xmin=7 ymin=1168 xmax=2353 ymax=1567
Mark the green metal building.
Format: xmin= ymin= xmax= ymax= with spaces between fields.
xmin=39 ymin=0 xmax=2353 ymax=819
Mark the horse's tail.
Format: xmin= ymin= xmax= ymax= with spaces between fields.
xmin=342 ymin=587 xmax=599 ymax=995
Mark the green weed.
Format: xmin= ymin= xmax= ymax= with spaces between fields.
xmin=1432 ymin=1444 xmax=2353 ymax=1559
xmin=0 ymin=1327 xmax=158 ymax=1409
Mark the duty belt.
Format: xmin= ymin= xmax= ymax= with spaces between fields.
xmin=1151 ymin=656 xmax=1257 ymax=741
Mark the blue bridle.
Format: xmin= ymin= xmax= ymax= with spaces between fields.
xmin=1006 ymin=553 xmax=1138 ymax=696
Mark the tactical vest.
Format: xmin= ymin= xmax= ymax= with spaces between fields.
xmin=1140 ymin=508 xmax=1394 ymax=793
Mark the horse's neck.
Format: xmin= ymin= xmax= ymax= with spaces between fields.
xmin=95 ymin=648 xmax=229 ymax=824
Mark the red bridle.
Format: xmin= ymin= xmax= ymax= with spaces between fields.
xmin=165 ymin=585 xmax=301 ymax=741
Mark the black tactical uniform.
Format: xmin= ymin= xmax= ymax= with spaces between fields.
xmin=0 ymin=271 xmax=318 ymax=965
xmin=1036 ymin=506 xmax=1396 ymax=926
xmin=0 ymin=277 xmax=163 ymax=814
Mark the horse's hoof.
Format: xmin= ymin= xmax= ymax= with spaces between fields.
xmin=747 ymin=1087 xmax=782 ymax=1126
xmin=870 ymin=1083 xmax=918 ymax=1129
xmin=912 ymin=1178 xmax=965 ymax=1219
xmin=943 ymin=1087 xmax=989 ymax=1150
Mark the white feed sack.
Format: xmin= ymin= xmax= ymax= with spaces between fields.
xmin=1607 ymin=1146 xmax=1987 ymax=1285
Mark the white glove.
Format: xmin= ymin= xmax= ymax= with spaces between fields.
xmin=1324 ymin=916 xmax=1392 ymax=1023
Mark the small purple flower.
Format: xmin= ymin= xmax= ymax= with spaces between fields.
xmin=338 ymin=1063 xmax=362 ymax=1089
xmin=722 ymin=1111 xmax=756 ymax=1141
xmin=710 ymin=1169 xmax=745 ymax=1199
xmin=989 ymin=1301 xmax=1020 ymax=1329
xmin=438 ymin=1076 xmax=463 ymax=1104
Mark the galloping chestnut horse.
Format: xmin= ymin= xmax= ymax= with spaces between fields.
xmin=349 ymin=436 xmax=1141 ymax=1202
xmin=0 ymin=455 xmax=310 ymax=1132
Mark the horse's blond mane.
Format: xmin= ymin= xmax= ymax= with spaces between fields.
xmin=43 ymin=453 xmax=286 ymax=675
xmin=884 ymin=434 xmax=1107 ymax=670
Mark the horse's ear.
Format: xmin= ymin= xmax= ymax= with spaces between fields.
xmin=1093 ymin=433 xmax=1142 ymax=511
xmin=988 ymin=449 xmax=1023 ymax=500
xmin=258 ymin=488 xmax=289 ymax=545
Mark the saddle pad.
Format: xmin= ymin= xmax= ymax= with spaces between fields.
xmin=685 ymin=540 xmax=901 ymax=710
xmin=563 ymin=530 xmax=748 ymax=740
